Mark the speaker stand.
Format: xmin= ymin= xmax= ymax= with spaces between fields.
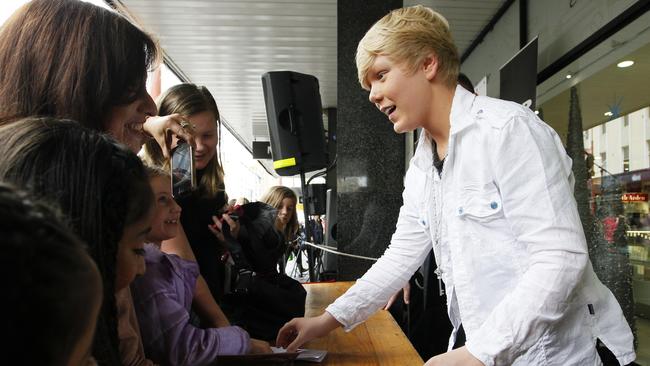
xmin=300 ymin=169 xmax=317 ymax=282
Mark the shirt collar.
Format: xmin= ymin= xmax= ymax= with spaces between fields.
xmin=449 ymin=85 xmax=477 ymax=136
xmin=411 ymin=86 xmax=477 ymax=172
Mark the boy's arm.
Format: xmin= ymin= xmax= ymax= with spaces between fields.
xmin=277 ymin=163 xmax=433 ymax=351
xmin=325 ymin=164 xmax=433 ymax=330
xmin=465 ymin=113 xmax=589 ymax=366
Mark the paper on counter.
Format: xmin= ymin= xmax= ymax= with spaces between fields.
xmin=270 ymin=347 xmax=327 ymax=362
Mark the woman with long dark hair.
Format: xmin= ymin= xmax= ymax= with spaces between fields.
xmin=0 ymin=0 xmax=193 ymax=154
xmin=0 ymin=1 xmax=199 ymax=364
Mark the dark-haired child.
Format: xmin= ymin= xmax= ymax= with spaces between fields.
xmin=0 ymin=118 xmax=155 ymax=366
xmin=0 ymin=183 xmax=102 ymax=366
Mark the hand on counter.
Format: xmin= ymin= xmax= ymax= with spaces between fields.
xmin=384 ymin=282 xmax=410 ymax=310
xmin=424 ymin=346 xmax=483 ymax=366
xmin=275 ymin=312 xmax=342 ymax=352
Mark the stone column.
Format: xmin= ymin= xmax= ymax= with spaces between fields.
xmin=337 ymin=0 xmax=404 ymax=280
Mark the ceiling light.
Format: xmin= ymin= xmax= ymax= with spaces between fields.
xmin=566 ymin=74 xmax=572 ymax=79
xmin=617 ymin=60 xmax=634 ymax=68
xmin=604 ymin=111 xmax=613 ymax=117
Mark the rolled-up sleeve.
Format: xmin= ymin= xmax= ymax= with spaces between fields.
xmin=465 ymin=114 xmax=589 ymax=366
xmin=326 ymin=164 xmax=433 ymax=330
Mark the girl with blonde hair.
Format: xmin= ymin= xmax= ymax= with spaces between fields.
xmin=142 ymin=83 xmax=235 ymax=304
xmin=260 ymin=186 xmax=299 ymax=243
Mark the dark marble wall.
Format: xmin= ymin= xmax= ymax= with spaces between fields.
xmin=337 ymin=0 xmax=405 ymax=281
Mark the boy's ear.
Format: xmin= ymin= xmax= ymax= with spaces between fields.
xmin=422 ymin=54 xmax=439 ymax=81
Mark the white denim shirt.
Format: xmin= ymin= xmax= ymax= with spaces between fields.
xmin=326 ymin=86 xmax=635 ymax=366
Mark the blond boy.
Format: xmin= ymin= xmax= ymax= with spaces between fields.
xmin=276 ymin=6 xmax=635 ymax=366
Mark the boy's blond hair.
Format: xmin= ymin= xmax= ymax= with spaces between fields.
xmin=356 ymin=5 xmax=460 ymax=89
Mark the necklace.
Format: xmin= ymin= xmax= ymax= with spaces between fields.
xmin=432 ymin=164 xmax=445 ymax=296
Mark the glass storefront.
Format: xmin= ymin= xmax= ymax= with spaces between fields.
xmin=538 ymin=13 xmax=650 ymax=362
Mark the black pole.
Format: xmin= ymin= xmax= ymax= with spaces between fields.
xmin=288 ymin=101 xmax=316 ymax=282
xmin=300 ymin=169 xmax=316 ymax=282
xmin=519 ymin=0 xmax=528 ymax=49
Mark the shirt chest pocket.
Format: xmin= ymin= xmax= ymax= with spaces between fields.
xmin=457 ymin=181 xmax=504 ymax=223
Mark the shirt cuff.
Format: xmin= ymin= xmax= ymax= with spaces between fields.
xmin=215 ymin=326 xmax=251 ymax=355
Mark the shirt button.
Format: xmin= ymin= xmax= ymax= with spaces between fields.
xmin=458 ymin=207 xmax=464 ymax=215
xmin=490 ymin=201 xmax=498 ymax=209
xmin=420 ymin=219 xmax=427 ymax=226
xmin=477 ymin=109 xmax=484 ymax=114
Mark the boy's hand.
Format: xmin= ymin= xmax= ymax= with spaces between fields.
xmin=424 ymin=346 xmax=483 ymax=366
xmin=248 ymin=339 xmax=272 ymax=354
xmin=276 ymin=312 xmax=342 ymax=352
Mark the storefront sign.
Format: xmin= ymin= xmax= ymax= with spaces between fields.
xmin=622 ymin=193 xmax=648 ymax=202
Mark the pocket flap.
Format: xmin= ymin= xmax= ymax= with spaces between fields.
xmin=458 ymin=182 xmax=503 ymax=220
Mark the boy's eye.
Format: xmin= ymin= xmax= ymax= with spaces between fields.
xmin=133 ymin=248 xmax=146 ymax=256
xmin=377 ymin=71 xmax=387 ymax=80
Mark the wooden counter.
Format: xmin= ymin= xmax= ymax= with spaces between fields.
xmin=301 ymin=281 xmax=424 ymax=366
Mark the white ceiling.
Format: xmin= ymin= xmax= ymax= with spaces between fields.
xmin=122 ymin=0 xmax=506 ymax=150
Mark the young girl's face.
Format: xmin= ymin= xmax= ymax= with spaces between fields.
xmin=115 ymin=205 xmax=153 ymax=291
xmin=276 ymin=197 xmax=296 ymax=230
xmin=147 ymin=175 xmax=182 ymax=242
xmin=190 ymin=111 xmax=218 ymax=170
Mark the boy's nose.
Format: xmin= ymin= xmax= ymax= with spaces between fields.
xmin=368 ymin=85 xmax=382 ymax=104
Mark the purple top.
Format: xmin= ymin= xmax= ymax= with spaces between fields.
xmin=131 ymin=244 xmax=250 ymax=365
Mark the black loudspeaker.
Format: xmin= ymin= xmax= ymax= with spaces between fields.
xmin=306 ymin=184 xmax=327 ymax=215
xmin=261 ymin=71 xmax=327 ymax=176
xmin=252 ymin=141 xmax=272 ymax=159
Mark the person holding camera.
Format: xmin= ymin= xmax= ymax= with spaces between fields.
xmin=142 ymin=83 xmax=232 ymax=305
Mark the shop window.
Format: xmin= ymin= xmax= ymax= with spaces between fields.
xmin=536 ymin=13 xmax=650 ymax=358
